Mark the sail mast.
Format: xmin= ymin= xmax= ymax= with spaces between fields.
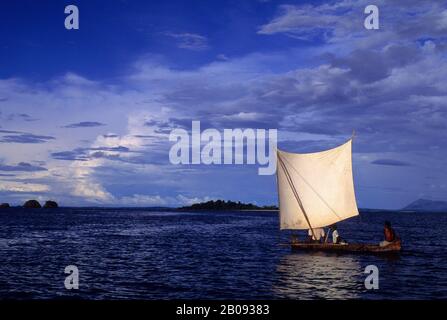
xmin=277 ymin=153 xmax=316 ymax=240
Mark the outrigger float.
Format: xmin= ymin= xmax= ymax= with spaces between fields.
xmin=276 ymin=136 xmax=401 ymax=253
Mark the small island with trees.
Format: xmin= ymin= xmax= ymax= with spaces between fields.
xmin=0 ymin=200 xmax=59 ymax=209
xmin=178 ymin=200 xmax=278 ymax=212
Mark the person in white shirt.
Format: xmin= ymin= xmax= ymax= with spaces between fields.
xmin=332 ymin=225 xmax=340 ymax=244
xmin=330 ymin=224 xmax=347 ymax=244
xmin=308 ymin=228 xmax=325 ymax=242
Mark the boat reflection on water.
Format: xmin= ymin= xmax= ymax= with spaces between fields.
xmin=272 ymin=252 xmax=364 ymax=299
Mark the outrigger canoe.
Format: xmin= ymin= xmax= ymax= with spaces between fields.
xmin=290 ymin=239 xmax=402 ymax=253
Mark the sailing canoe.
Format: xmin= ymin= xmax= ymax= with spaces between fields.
xmin=290 ymin=240 xmax=402 ymax=253
xmin=276 ymin=138 xmax=402 ymax=252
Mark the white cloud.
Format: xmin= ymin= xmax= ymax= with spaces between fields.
xmin=257 ymin=1 xmax=362 ymax=41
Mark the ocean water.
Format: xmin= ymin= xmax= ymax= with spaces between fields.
xmin=0 ymin=208 xmax=446 ymax=300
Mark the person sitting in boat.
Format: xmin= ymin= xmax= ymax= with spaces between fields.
xmin=380 ymin=221 xmax=397 ymax=247
xmin=330 ymin=224 xmax=347 ymax=244
xmin=307 ymin=228 xmax=325 ymax=243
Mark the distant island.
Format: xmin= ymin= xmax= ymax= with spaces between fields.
xmin=0 ymin=200 xmax=59 ymax=209
xmin=402 ymin=199 xmax=447 ymax=212
xmin=178 ymin=200 xmax=278 ymax=211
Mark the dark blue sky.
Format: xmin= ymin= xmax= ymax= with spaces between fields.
xmin=1 ymin=0 xmax=322 ymax=80
xmin=1 ymin=0 xmax=447 ymax=209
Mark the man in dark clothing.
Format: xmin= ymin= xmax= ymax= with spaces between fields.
xmin=380 ymin=221 xmax=397 ymax=247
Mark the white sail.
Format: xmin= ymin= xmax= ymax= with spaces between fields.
xmin=277 ymin=139 xmax=359 ymax=230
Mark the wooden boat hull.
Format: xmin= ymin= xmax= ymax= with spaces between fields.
xmin=290 ymin=240 xmax=402 ymax=253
